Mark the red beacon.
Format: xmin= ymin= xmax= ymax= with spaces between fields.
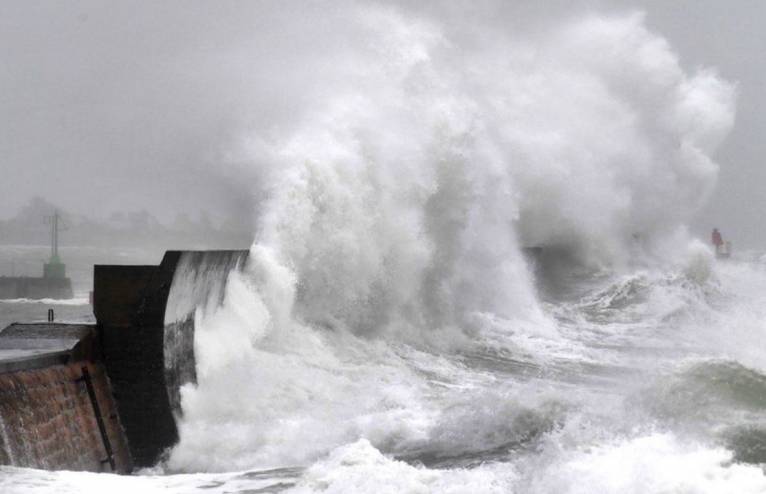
xmin=711 ymin=228 xmax=731 ymax=259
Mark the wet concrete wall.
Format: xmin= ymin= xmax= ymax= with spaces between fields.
xmin=94 ymin=257 xmax=180 ymax=468
xmin=0 ymin=362 xmax=131 ymax=472
xmin=0 ymin=324 xmax=131 ymax=472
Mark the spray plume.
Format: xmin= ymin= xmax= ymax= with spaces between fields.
xmin=167 ymin=2 xmax=736 ymax=472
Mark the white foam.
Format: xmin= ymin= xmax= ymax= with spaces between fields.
xmin=0 ymin=466 xmax=292 ymax=494
xmin=526 ymin=433 xmax=766 ymax=494
xmin=286 ymin=439 xmax=516 ymax=494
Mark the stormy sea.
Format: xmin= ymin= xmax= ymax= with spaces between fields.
xmin=2 ymin=244 xmax=766 ymax=493
xmin=2 ymin=3 xmax=765 ymax=493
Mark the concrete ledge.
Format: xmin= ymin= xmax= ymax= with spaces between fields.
xmin=0 ymin=351 xmax=70 ymax=374
xmin=0 ymin=323 xmax=97 ymax=373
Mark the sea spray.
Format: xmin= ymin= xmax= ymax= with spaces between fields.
xmin=165 ymin=3 xmax=735 ymax=474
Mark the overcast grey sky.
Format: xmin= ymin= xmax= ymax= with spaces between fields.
xmin=624 ymin=0 xmax=766 ymax=247
xmin=0 ymin=1 xmax=763 ymax=246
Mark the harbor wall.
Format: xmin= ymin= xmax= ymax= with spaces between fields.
xmin=0 ymin=276 xmax=73 ymax=300
xmin=0 ymin=249 xmax=249 ymax=472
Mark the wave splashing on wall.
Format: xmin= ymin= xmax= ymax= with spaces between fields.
xmin=165 ymin=1 xmax=736 ymax=477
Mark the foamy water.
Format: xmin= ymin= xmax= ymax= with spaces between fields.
xmin=3 ymin=260 xmax=766 ymax=493
xmin=1 ymin=2 xmax=760 ymax=493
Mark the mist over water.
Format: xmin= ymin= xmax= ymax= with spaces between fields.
xmin=4 ymin=3 xmax=765 ymax=494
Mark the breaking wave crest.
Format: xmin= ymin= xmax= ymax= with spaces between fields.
xmin=160 ymin=1 xmax=740 ymax=483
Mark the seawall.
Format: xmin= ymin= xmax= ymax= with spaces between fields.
xmin=0 ymin=249 xmax=249 ymax=473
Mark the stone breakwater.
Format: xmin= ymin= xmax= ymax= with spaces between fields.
xmin=0 ymin=250 xmax=248 ymax=473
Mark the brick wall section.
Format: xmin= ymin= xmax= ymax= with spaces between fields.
xmin=0 ymin=361 xmax=131 ymax=472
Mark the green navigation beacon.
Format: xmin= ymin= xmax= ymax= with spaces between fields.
xmin=43 ymin=211 xmax=67 ymax=279
xmin=0 ymin=210 xmax=73 ymax=299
